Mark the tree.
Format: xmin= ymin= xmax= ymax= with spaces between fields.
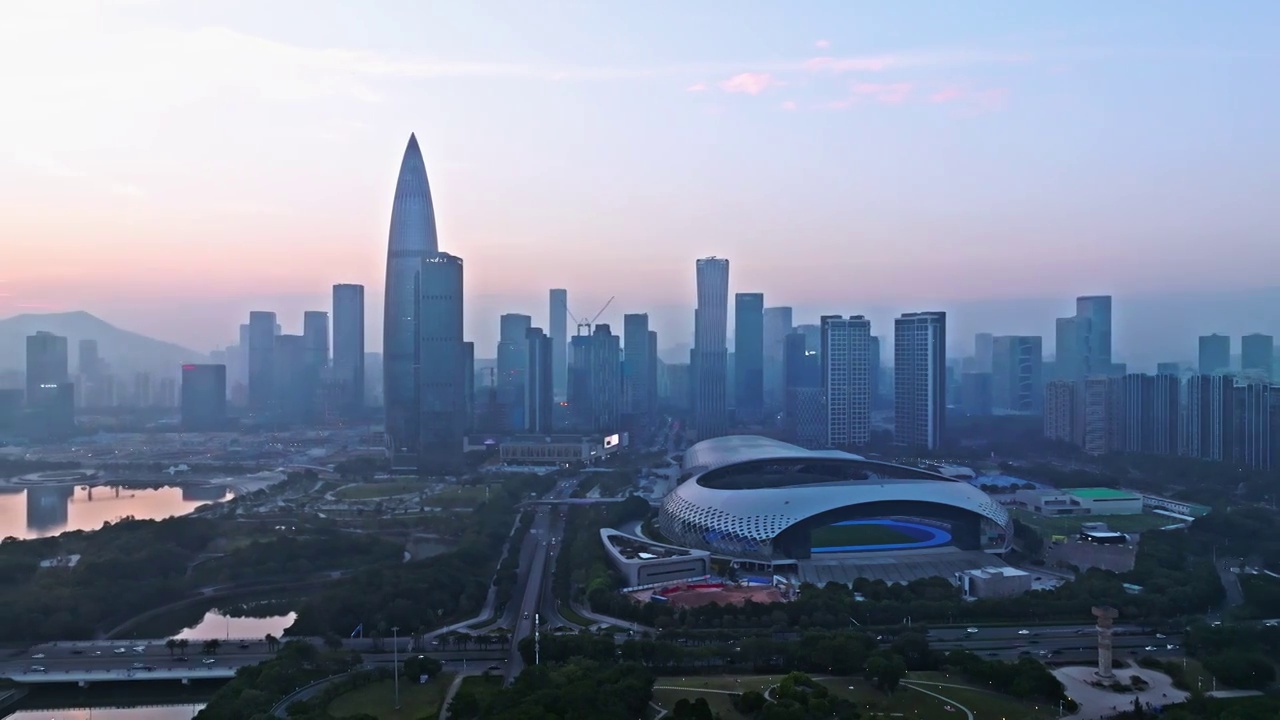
xmin=203 ymin=639 xmax=221 ymax=655
xmin=265 ymin=633 xmax=278 ymax=652
xmin=448 ymin=688 xmax=481 ymax=720
xmin=177 ymin=638 xmax=189 ymax=656
xmin=165 ymin=638 xmax=177 ymax=656
xmin=323 ymin=633 xmax=344 ymax=651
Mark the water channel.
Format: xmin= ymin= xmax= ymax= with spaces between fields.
xmin=0 ymin=485 xmax=231 ymax=540
xmin=7 ymin=705 xmax=205 ymax=719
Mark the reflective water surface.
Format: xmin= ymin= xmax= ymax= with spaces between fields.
xmin=0 ymin=485 xmax=230 ymax=540
xmin=7 ymin=705 xmax=203 ymax=720
xmin=175 ymin=609 xmax=297 ymax=640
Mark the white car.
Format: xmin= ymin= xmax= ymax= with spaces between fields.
xmin=1155 ymin=633 xmax=1167 ymax=639
xmin=1144 ymin=645 xmax=1159 ymax=651
xmin=30 ymin=653 xmax=45 ymax=659
xmin=965 ymin=627 xmax=979 ymax=634
xmin=113 ymin=648 xmax=127 ymax=654
xmin=1017 ymin=630 xmax=1031 ymax=635
xmin=202 ymin=658 xmax=216 ymax=664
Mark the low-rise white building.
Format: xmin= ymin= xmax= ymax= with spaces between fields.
xmin=956 ymin=566 xmax=1032 ymax=599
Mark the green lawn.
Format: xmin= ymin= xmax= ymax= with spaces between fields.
xmin=1011 ymin=509 xmax=1177 ymax=536
xmin=811 ymin=521 xmax=920 ymax=548
xmin=327 ymin=675 xmax=451 ymax=719
xmin=903 ymin=673 xmax=1059 ymax=718
xmin=652 ymin=688 xmax=745 ymax=718
xmin=333 ymin=480 xmax=428 ymax=500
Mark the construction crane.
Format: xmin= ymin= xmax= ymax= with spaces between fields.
xmin=577 ymin=296 xmax=614 ymax=336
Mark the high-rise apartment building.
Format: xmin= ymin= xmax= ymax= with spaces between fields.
xmin=1198 ymin=334 xmax=1231 ymax=375
xmin=894 ymin=312 xmax=946 ymax=450
xmin=693 ymin=257 xmax=730 ymax=440
xmin=462 ymin=341 xmax=475 ymax=432
xmin=25 ymin=331 xmax=69 ymax=405
xmin=549 ymin=289 xmax=568 ymax=401
xmin=525 ymin=327 xmax=554 ymax=434
xmin=247 ymin=311 xmax=277 ymax=413
xmin=763 ymin=306 xmax=793 ymax=412
xmin=734 ymin=293 xmax=765 ymax=424
xmin=991 ymin=335 xmax=1043 ymax=413
xmin=332 ymin=283 xmax=365 ymax=417
xmin=623 ymin=313 xmax=654 ymax=429
xmin=1156 ymin=362 xmax=1182 ymax=377
xmin=77 ymin=339 xmax=100 ymax=378
xmin=181 ymin=364 xmax=227 ymax=431
xmin=820 ymin=315 xmax=873 ymax=447
xmin=1081 ymin=376 xmax=1112 ymax=455
xmin=1241 ymin=333 xmax=1274 ymax=381
xmin=784 ymin=331 xmax=824 ymax=448
xmin=1236 ymin=382 xmax=1271 ymax=470
xmin=497 ymin=313 xmax=533 ymax=432
xmin=1044 ymin=380 xmax=1075 ymax=442
xmin=1151 ymin=373 xmax=1180 ymax=456
xmin=417 ymin=252 xmax=466 ymax=472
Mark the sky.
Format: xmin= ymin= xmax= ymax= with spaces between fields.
xmin=2 ymin=0 xmax=1278 ymax=365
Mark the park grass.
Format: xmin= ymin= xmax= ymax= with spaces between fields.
xmin=811 ymin=521 xmax=920 ymax=548
xmin=652 ymin=688 xmax=746 ymax=718
xmin=902 ymin=674 xmax=1059 ymax=719
xmin=327 ymin=674 xmax=451 ymax=719
xmin=333 ymin=480 xmax=428 ymax=500
xmin=1011 ymin=508 xmax=1175 ymax=536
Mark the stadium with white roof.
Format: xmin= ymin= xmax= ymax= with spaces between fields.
xmin=658 ymin=436 xmax=1012 ymax=569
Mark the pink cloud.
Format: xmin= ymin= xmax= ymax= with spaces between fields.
xmin=929 ymin=85 xmax=1009 ymax=112
xmin=851 ymin=81 xmax=913 ymax=105
xmin=804 ymin=55 xmax=897 ymax=73
xmin=780 ymin=100 xmax=797 ymax=111
xmin=685 ymin=82 xmax=708 ymax=92
xmin=719 ymin=72 xmax=778 ymax=95
xmin=815 ymin=39 xmax=831 ymax=49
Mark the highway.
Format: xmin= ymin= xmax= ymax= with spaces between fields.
xmin=503 ymin=476 xmax=578 ymax=684
xmin=3 ymin=639 xmax=277 ymax=683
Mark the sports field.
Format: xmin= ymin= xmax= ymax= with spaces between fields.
xmin=810 ymin=520 xmax=951 ymax=553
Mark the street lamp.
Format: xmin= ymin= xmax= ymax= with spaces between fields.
xmin=392 ymin=626 xmax=400 ymax=710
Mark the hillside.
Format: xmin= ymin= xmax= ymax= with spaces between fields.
xmin=0 ymin=311 xmax=208 ymax=376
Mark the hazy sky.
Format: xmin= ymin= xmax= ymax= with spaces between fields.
xmin=2 ymin=1 xmax=1278 ymax=360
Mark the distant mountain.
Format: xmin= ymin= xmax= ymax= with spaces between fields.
xmin=0 ymin=311 xmax=208 ymax=377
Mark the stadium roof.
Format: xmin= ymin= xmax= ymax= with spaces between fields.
xmin=1066 ymin=487 xmax=1139 ymax=500
xmin=681 ymin=435 xmax=864 ymax=474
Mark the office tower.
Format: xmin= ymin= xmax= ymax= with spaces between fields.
xmin=568 ymin=324 xmax=621 ymax=432
xmin=332 ymin=284 xmax=365 ymax=417
xmin=1044 ymin=381 xmax=1075 ymax=442
xmin=648 ymin=330 xmax=659 ymax=420
xmin=973 ymin=333 xmax=994 ymax=373
xmin=384 ymin=133 xmax=441 ymax=468
xmin=417 ymin=252 xmax=466 ymax=472
xmin=1198 ymin=334 xmax=1230 ymax=375
xmin=1237 ymin=382 xmax=1272 ymax=470
xmin=623 ymin=313 xmax=653 ymax=428
xmin=27 ymin=382 xmax=75 ymax=438
xmin=991 ymin=336 xmax=1044 ymax=413
xmin=1241 ymin=333 xmax=1274 ymax=381
xmin=247 ymin=311 xmax=277 ymax=413
xmin=497 ymin=313 xmax=533 ymax=432
xmin=181 ymin=364 xmax=227 ymax=431
xmin=525 ymin=327 xmax=554 ymax=434
xmin=549 ymin=289 xmax=568 ymax=401
xmin=25 ymin=331 xmax=68 ymax=405
xmin=784 ymin=331 xmax=824 ymax=448
xmin=1151 ymin=373 xmax=1180 ymax=456
xmin=77 ymin=339 xmax=100 ymax=378
xmin=795 ymin=324 xmax=821 ymax=352
xmin=868 ymin=336 xmax=882 ymax=411
xmin=303 ymin=311 xmax=330 ymax=370
xmin=820 ymin=315 xmax=873 ymax=447
xmin=1076 ymin=295 xmax=1113 ymax=375
xmin=662 ymin=363 xmax=691 ymax=411
xmin=960 ymin=373 xmax=993 ymax=416
xmin=273 ymin=334 xmax=307 ymax=424
xmin=894 ymin=312 xmax=946 ymax=450
xmin=734 ymin=293 xmax=765 ymax=424
xmin=1054 ymin=316 xmax=1079 ymax=382
xmin=763 ymin=306 xmax=793 ymax=412
xmin=1156 ymin=362 xmax=1182 ymax=377
xmin=462 ymin=341 xmax=475 ymax=433
xmin=693 ymin=257 xmax=730 ymax=440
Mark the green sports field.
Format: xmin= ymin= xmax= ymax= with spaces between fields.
xmin=810 ymin=522 xmax=919 ymax=548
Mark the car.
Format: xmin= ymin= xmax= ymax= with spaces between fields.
xmin=1144 ymin=645 xmax=1158 ymax=651
xmin=113 ymin=648 xmax=128 ymax=654
xmin=132 ymin=662 xmax=145 ymax=669
xmin=965 ymin=627 xmax=979 ymax=634
xmin=93 ymin=651 xmax=102 ymax=656
xmin=239 ymin=642 xmax=250 ymax=649
xmin=1167 ymin=644 xmax=1178 ymax=650
xmin=71 ymin=649 xmax=83 ymax=655
xmin=487 ymin=664 xmax=502 ymax=671
xmin=29 ymin=666 xmax=46 ymax=673
xmin=523 ymin=612 xmax=530 ymax=620
xmin=1017 ymin=629 xmax=1031 ymax=635
xmin=30 ymin=653 xmax=45 ymax=659
xmin=1155 ymin=633 xmax=1167 ymax=639
xmin=202 ymin=658 xmax=216 ymax=664
xmin=174 ymin=656 xmax=189 ymax=662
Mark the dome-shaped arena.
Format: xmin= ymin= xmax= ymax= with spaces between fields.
xmin=659 ymin=435 xmax=1011 ymax=564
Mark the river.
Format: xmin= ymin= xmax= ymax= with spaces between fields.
xmin=7 ymin=705 xmax=205 ymax=719
xmin=0 ymin=485 xmax=231 ymax=540
xmin=174 ymin=609 xmax=298 ymax=640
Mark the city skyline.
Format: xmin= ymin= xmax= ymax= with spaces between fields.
xmin=3 ymin=1 xmax=1280 ymax=363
